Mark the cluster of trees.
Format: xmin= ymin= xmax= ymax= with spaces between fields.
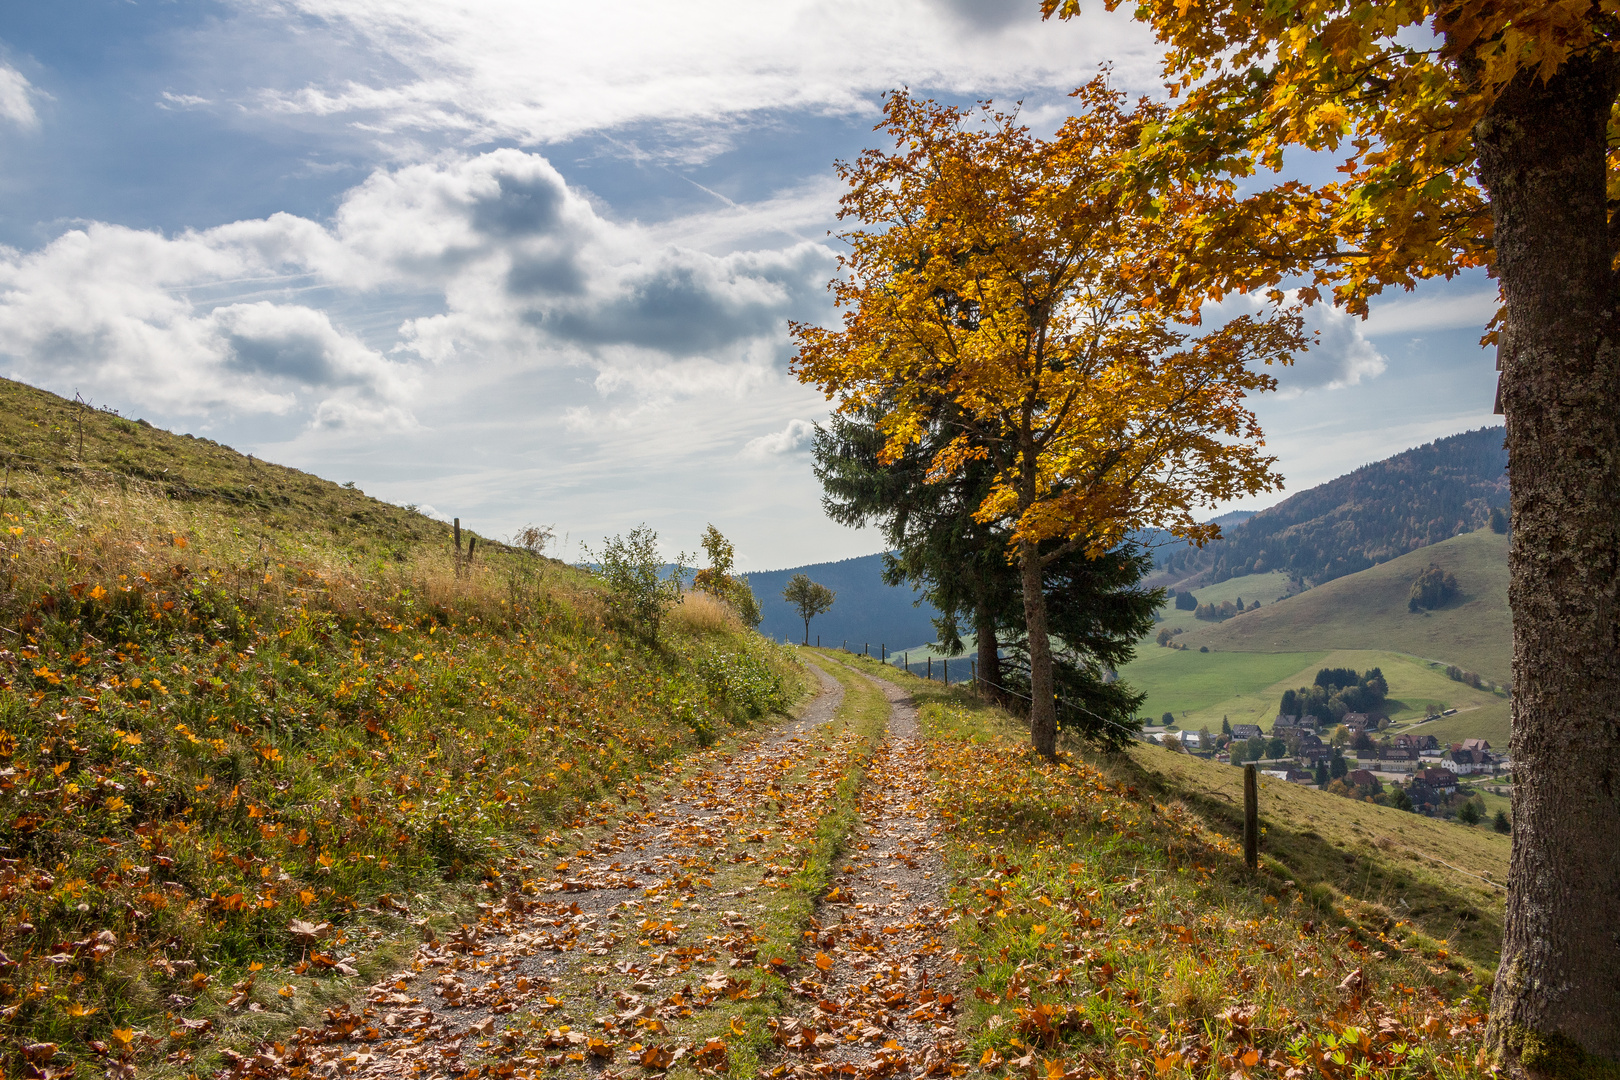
xmin=813 ymin=408 xmax=1161 ymax=748
xmin=1194 ymin=597 xmax=1259 ymax=621
xmin=1152 ymin=429 xmax=1509 ymax=586
xmin=1279 ymin=667 xmax=1388 ymax=724
xmin=1445 ymin=665 xmax=1500 ymax=693
xmin=1172 ymin=590 xmax=1198 ymax=611
xmin=797 ymin=81 xmax=1293 ymax=753
xmin=1408 ymin=564 xmax=1460 ymax=611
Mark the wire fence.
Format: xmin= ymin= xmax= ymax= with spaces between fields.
xmin=790 ymin=635 xmax=1151 ymax=745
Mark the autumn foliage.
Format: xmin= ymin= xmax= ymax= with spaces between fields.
xmin=793 ymin=81 xmax=1302 ymax=756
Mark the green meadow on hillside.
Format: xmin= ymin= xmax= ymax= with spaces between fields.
xmin=1392 ymin=705 xmax=1512 ymax=748
xmin=1173 ymin=529 xmax=1511 ymax=682
xmin=1123 ymin=646 xmax=1509 ymax=734
xmin=1119 ymin=648 xmax=1326 ymax=725
xmin=1149 ymin=569 xmax=1293 ymax=636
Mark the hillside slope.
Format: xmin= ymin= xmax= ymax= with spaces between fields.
xmin=1176 ymin=528 xmax=1511 ymax=682
xmin=1161 ymin=426 xmax=1508 ymax=586
xmin=0 ymin=376 xmax=463 ymax=548
xmin=0 ymin=379 xmax=805 ymax=1067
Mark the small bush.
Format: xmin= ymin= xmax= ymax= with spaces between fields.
xmin=585 ymin=524 xmax=690 ymax=639
xmin=1409 ymin=563 xmax=1460 ymax=611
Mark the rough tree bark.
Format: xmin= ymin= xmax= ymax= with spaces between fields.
xmin=1477 ymin=50 xmax=1620 ymax=1068
xmin=1019 ymin=537 xmax=1059 ymax=758
xmin=975 ymin=614 xmax=1003 ymax=703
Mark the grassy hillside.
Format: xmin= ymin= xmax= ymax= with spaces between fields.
xmin=1124 ymin=646 xmax=1511 ymax=735
xmin=1121 ymin=648 xmax=1327 ymax=724
xmin=0 ymin=377 xmax=462 ymax=548
xmin=1151 ymin=569 xmax=1293 ymax=636
xmin=1174 ymin=529 xmax=1511 ymax=683
xmin=0 ymin=380 xmax=806 ymax=1067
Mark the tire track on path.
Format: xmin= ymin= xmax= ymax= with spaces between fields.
xmin=768 ymin=661 xmax=965 ymax=1079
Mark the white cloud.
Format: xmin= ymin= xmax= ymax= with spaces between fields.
xmin=159 ymin=91 xmax=213 ymax=109
xmin=1207 ymin=291 xmax=1387 ymax=398
xmin=743 ymin=418 xmax=817 ymax=458
xmin=1278 ymin=303 xmax=1387 ymax=396
xmin=1363 ymin=289 xmax=1499 ymax=337
xmin=0 ymin=149 xmax=835 ymax=434
xmin=0 ymin=64 xmax=40 ymax=129
xmin=236 ymin=0 xmax=1159 ymax=147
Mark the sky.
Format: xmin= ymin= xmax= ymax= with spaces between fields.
xmin=0 ymin=0 xmax=1501 ymax=570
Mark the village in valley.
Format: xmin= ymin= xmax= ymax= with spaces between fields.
xmin=1146 ymin=708 xmax=1510 ymax=823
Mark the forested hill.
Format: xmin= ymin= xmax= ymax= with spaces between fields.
xmin=743 ymin=554 xmax=942 ymax=649
xmin=1159 ymin=426 xmax=1509 ymax=587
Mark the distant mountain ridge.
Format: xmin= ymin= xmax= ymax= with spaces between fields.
xmin=1159 ymin=427 xmax=1508 ymax=587
xmin=742 ymin=554 xmax=942 ymax=650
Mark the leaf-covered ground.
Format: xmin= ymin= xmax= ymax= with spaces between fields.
xmin=211 ymin=647 xmax=1508 ymax=1080
xmin=196 ymin=655 xmax=910 ymax=1080
xmin=0 ymin=475 xmax=804 ymax=1077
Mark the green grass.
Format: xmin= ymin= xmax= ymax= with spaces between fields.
xmin=884 ymin=674 xmax=1499 ymax=1077
xmin=780 ymin=652 xmax=1508 ymax=1073
xmin=1131 ymin=748 xmax=1509 ymax=967
xmin=1150 ymin=569 xmax=1294 ymax=636
xmin=1123 ymin=644 xmax=1512 ymax=738
xmin=1393 ymin=705 xmax=1512 ymax=749
xmin=0 ymin=375 xmax=476 ymax=550
xmin=1119 ymin=648 xmax=1329 ymax=726
xmin=1171 ymin=530 xmax=1511 ymax=683
xmin=0 ymin=378 xmax=812 ymax=1073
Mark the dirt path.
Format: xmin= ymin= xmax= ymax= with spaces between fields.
xmin=214 ymin=657 xmax=961 ymax=1080
xmin=768 ymin=665 xmax=964 ymax=1078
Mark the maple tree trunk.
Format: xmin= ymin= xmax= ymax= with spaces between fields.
xmin=1475 ymin=52 xmax=1620 ymax=1069
xmin=1019 ymin=540 xmax=1058 ymax=758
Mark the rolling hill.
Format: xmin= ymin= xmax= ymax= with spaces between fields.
xmin=1174 ymin=527 xmax=1511 ymax=682
xmin=1157 ymin=426 xmax=1509 ymax=586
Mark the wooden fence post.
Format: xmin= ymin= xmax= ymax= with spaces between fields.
xmin=1243 ymin=764 xmax=1260 ymax=871
xmin=453 ymin=518 xmax=463 ymax=578
xmin=927 ymin=657 xmax=932 ymax=680
xmin=943 ymin=658 xmax=948 ymax=683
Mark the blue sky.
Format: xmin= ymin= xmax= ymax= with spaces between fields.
xmin=0 ymin=1 xmax=1499 ymax=569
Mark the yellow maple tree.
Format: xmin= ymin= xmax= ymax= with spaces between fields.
xmin=793 ymin=81 xmax=1305 ymax=758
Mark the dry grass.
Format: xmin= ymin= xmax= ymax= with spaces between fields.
xmin=670 ymin=590 xmax=745 ymax=635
